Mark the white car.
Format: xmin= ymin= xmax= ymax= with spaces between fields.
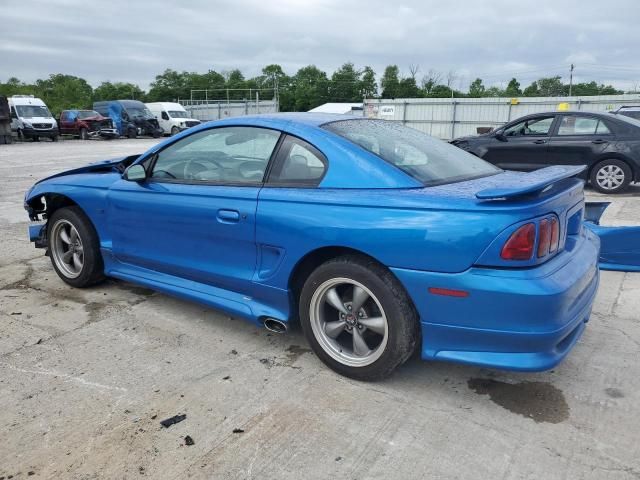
xmin=145 ymin=102 xmax=200 ymax=136
xmin=9 ymin=95 xmax=59 ymax=141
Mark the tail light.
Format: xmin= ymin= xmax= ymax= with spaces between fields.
xmin=537 ymin=219 xmax=551 ymax=257
xmin=501 ymin=223 xmax=536 ymax=260
xmin=549 ymin=216 xmax=560 ymax=253
xmin=501 ymin=215 xmax=560 ymax=262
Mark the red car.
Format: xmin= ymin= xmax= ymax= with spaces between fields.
xmin=58 ymin=110 xmax=119 ymax=140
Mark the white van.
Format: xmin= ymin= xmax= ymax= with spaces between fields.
xmin=9 ymin=95 xmax=59 ymax=141
xmin=145 ymin=102 xmax=200 ymax=136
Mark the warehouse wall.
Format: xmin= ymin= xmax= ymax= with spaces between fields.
xmin=364 ymin=95 xmax=640 ymax=140
xmin=180 ymin=100 xmax=279 ymax=121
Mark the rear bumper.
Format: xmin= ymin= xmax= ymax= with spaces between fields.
xmin=391 ymin=227 xmax=600 ymax=371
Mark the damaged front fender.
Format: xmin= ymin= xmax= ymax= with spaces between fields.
xmin=584 ymin=202 xmax=640 ymax=272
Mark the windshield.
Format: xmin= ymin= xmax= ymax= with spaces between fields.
xmin=126 ymin=107 xmax=154 ymax=119
xmin=323 ymin=119 xmax=500 ymax=186
xmin=16 ymin=105 xmax=51 ymax=118
xmin=77 ymin=110 xmax=100 ymax=119
xmin=168 ymin=110 xmax=188 ymax=118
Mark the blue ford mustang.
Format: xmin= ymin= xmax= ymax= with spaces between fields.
xmin=24 ymin=113 xmax=600 ymax=380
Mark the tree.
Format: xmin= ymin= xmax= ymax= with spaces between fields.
xmin=147 ymin=69 xmax=191 ymax=101
xmin=421 ymin=69 xmax=442 ymax=96
xmin=523 ymin=80 xmax=539 ymax=97
xmin=397 ymin=77 xmax=421 ymax=98
xmin=381 ymin=65 xmax=400 ymax=98
xmin=536 ymin=76 xmax=565 ymax=96
xmin=468 ymin=78 xmax=485 ymax=97
xmin=505 ymin=78 xmax=521 ymax=96
xmin=358 ymin=66 xmax=377 ymax=99
xmin=329 ymin=62 xmax=360 ymax=102
xmin=293 ymin=65 xmax=329 ymax=111
xmin=34 ymin=74 xmax=93 ymax=115
xmin=93 ymin=82 xmax=145 ymax=102
xmin=485 ymin=86 xmax=505 ymax=97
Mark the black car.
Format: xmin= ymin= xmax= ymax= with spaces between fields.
xmin=451 ymin=111 xmax=640 ymax=193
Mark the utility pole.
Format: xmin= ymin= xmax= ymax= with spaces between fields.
xmin=569 ymin=64 xmax=575 ymax=97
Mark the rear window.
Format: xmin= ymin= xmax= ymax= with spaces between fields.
xmin=322 ymin=119 xmax=500 ymax=186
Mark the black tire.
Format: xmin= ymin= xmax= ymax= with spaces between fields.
xmin=79 ymin=128 xmax=88 ymax=140
xmin=47 ymin=206 xmax=105 ymax=288
xmin=51 ymin=135 xmax=59 ymax=142
xmin=590 ymin=159 xmax=632 ymax=194
xmin=171 ymin=126 xmax=180 ymax=136
xmin=17 ymin=129 xmax=24 ymax=142
xmin=127 ymin=128 xmax=137 ymax=139
xmin=299 ymin=255 xmax=419 ymax=381
xmin=33 ymin=136 xmax=39 ymax=142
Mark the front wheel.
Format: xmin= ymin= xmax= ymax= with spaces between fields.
xmin=171 ymin=126 xmax=180 ymax=136
xmin=299 ymin=255 xmax=419 ymax=380
xmin=590 ymin=159 xmax=632 ymax=194
xmin=79 ymin=128 xmax=88 ymax=140
xmin=48 ymin=207 xmax=105 ymax=288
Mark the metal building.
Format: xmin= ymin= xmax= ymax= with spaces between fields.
xmin=179 ymin=99 xmax=279 ymax=122
xmin=364 ymin=94 xmax=640 ymax=140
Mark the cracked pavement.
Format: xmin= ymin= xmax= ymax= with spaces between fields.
xmin=0 ymin=139 xmax=639 ymax=479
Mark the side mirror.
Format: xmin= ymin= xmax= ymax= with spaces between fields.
xmin=494 ymin=131 xmax=507 ymax=142
xmin=124 ymin=164 xmax=146 ymax=182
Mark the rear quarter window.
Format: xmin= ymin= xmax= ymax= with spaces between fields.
xmin=322 ymin=119 xmax=500 ymax=186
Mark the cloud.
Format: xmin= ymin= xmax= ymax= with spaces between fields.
xmin=1 ymin=0 xmax=639 ymax=91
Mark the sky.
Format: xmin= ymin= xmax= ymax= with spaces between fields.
xmin=2 ymin=0 xmax=640 ymax=92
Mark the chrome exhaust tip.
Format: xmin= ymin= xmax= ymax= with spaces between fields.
xmin=263 ymin=317 xmax=287 ymax=334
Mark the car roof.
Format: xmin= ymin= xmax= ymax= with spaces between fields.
xmin=212 ymin=112 xmax=364 ymax=128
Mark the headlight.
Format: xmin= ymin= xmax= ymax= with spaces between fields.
xmin=22 ymin=121 xmax=32 ymax=128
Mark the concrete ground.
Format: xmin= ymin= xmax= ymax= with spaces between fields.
xmin=0 ymin=138 xmax=639 ymax=480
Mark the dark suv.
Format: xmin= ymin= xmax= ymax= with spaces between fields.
xmin=451 ymin=111 xmax=640 ymax=193
xmin=58 ymin=110 xmax=119 ymax=140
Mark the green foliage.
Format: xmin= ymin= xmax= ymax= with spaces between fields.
xmin=468 ymin=78 xmax=485 ymax=98
xmin=0 ymin=65 xmax=626 ymax=115
xmin=292 ymin=65 xmax=329 ymax=111
xmin=93 ymin=82 xmax=144 ymax=102
xmin=329 ymin=62 xmax=360 ymax=102
xmin=505 ymin=78 xmax=521 ymax=96
xmin=381 ymin=65 xmax=400 ymax=98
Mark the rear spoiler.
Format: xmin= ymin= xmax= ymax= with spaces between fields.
xmin=476 ymin=165 xmax=586 ymax=200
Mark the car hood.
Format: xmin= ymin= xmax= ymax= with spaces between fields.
xmin=32 ymin=155 xmax=140 ymax=186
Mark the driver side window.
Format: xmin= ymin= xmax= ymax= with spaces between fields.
xmin=151 ymin=126 xmax=281 ymax=184
xmin=504 ymin=116 xmax=554 ymax=137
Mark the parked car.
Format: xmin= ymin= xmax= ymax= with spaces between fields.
xmin=58 ymin=110 xmax=119 ymax=140
xmin=451 ymin=111 xmax=640 ymax=193
xmin=24 ymin=114 xmax=600 ymax=380
xmin=8 ymin=95 xmax=58 ymax=141
xmin=146 ymin=102 xmax=201 ymax=136
xmin=93 ymin=100 xmax=163 ymax=138
xmin=611 ymin=105 xmax=640 ymax=121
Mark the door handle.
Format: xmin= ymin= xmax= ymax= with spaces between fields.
xmin=533 ymin=139 xmax=547 ymax=144
xmin=591 ymin=139 xmax=607 ymax=144
xmin=217 ymin=209 xmax=240 ymax=223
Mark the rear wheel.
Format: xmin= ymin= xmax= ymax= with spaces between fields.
xmin=48 ymin=207 xmax=105 ymax=288
xmin=299 ymin=255 xmax=419 ymax=380
xmin=590 ymin=159 xmax=632 ymax=194
xmin=127 ymin=128 xmax=137 ymax=139
xmin=79 ymin=128 xmax=88 ymax=140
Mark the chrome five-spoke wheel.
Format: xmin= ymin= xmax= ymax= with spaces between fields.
xmin=309 ymin=278 xmax=389 ymax=367
xmin=51 ymin=219 xmax=84 ymax=279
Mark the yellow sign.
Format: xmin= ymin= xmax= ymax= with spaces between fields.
xmin=557 ymin=102 xmax=570 ymax=111
xmin=510 ymin=98 xmax=519 ymax=105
